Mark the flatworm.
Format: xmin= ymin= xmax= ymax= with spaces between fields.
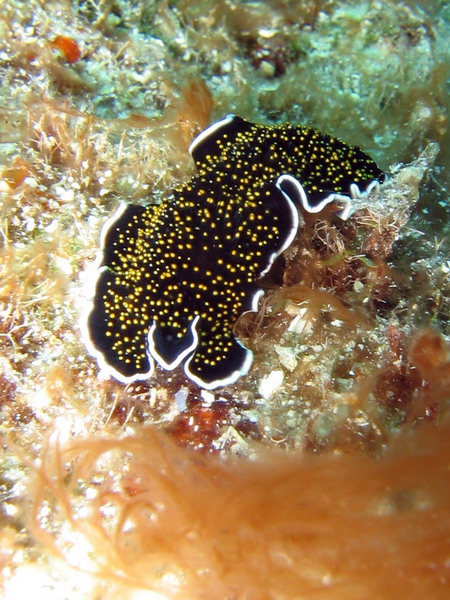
xmin=83 ymin=115 xmax=384 ymax=389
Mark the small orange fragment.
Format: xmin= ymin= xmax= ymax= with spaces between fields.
xmin=50 ymin=35 xmax=81 ymax=64
xmin=1 ymin=158 xmax=31 ymax=188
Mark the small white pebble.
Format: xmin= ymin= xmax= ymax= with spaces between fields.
xmin=353 ymin=279 xmax=364 ymax=292
xmin=274 ymin=345 xmax=298 ymax=372
xmin=54 ymin=255 xmax=73 ymax=275
xmin=174 ymin=386 xmax=189 ymax=412
xmin=259 ymin=60 xmax=276 ymax=78
xmin=200 ymin=389 xmax=215 ymax=405
xmin=25 ymin=217 xmax=35 ymax=232
xmin=23 ymin=177 xmax=37 ymax=188
xmin=258 ymin=370 xmax=284 ymax=399
xmin=288 ymin=307 xmax=311 ymax=334
xmin=330 ymin=319 xmax=343 ymax=327
xmin=221 ymin=60 xmax=232 ymax=73
xmin=87 ymin=215 xmax=99 ymax=227
xmin=259 ymin=27 xmax=276 ymax=38
xmin=59 ymin=188 xmax=74 ymax=203
xmin=3 ymin=503 xmax=18 ymax=517
xmin=84 ymin=487 xmax=97 ymax=500
xmin=45 ymin=220 xmax=58 ymax=233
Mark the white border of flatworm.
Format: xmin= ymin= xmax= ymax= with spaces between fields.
xmin=148 ymin=315 xmax=200 ymax=371
xmin=276 ymin=174 xmax=381 ymax=221
xmin=182 ymin=288 xmax=266 ymax=390
xmin=188 ymin=114 xmax=235 ymax=157
xmin=80 ymin=203 xmax=156 ymax=384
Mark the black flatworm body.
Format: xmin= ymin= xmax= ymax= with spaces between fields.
xmin=83 ymin=115 xmax=384 ymax=389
